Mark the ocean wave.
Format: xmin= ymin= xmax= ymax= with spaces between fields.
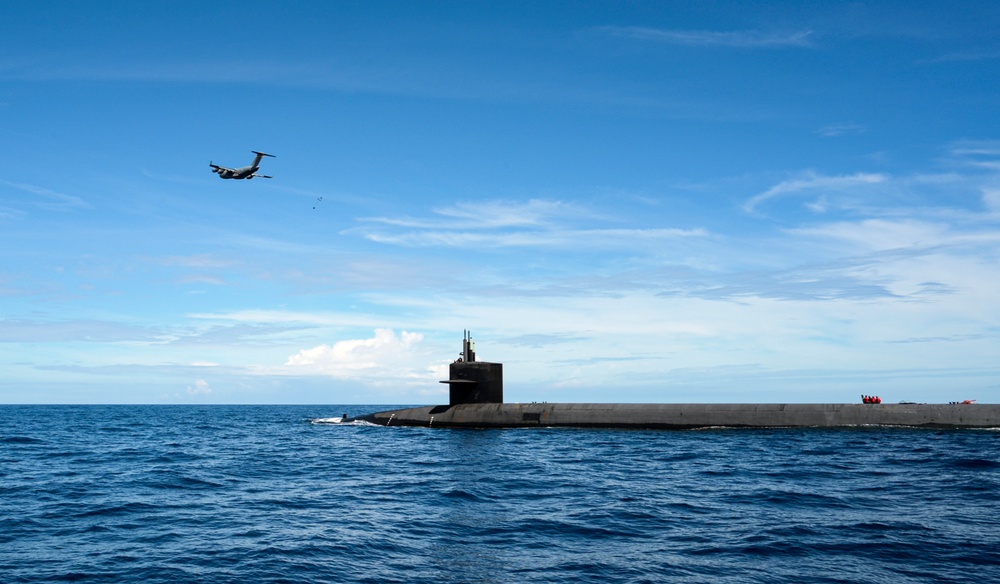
xmin=4 ymin=406 xmax=1000 ymax=583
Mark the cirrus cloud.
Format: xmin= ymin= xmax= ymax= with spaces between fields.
xmin=599 ymin=26 xmax=815 ymax=48
xmin=743 ymin=172 xmax=887 ymax=213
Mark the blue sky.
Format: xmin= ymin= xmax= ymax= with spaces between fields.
xmin=3 ymin=1 xmax=999 ymax=404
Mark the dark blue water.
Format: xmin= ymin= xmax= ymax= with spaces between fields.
xmin=2 ymin=405 xmax=999 ymax=583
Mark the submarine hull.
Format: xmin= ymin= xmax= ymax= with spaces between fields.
xmin=354 ymin=402 xmax=1000 ymax=429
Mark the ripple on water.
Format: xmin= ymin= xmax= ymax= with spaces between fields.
xmin=2 ymin=406 xmax=1000 ymax=583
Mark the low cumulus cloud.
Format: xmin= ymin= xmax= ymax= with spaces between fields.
xmin=186 ymin=379 xmax=211 ymax=396
xmin=283 ymin=328 xmax=431 ymax=380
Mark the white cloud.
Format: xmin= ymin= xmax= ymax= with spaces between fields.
xmin=743 ymin=172 xmax=887 ymax=213
xmin=926 ymin=51 xmax=1000 ymax=64
xmin=434 ymin=199 xmax=590 ymax=227
xmin=984 ymin=188 xmax=1000 ymax=213
xmin=161 ymin=254 xmax=234 ymax=268
xmin=789 ymin=218 xmax=1000 ymax=254
xmin=601 ymin=27 xmax=814 ymax=48
xmin=1 ymin=180 xmax=90 ymax=210
xmin=283 ymin=328 xmax=431 ymax=380
xmin=176 ymin=275 xmax=226 ymax=286
xmin=362 ymin=227 xmax=706 ymax=249
xmin=355 ymin=197 xmax=707 ymax=249
xmin=787 ymin=219 xmax=951 ymax=252
xmin=189 ymin=310 xmax=344 ymax=325
xmin=944 ymin=140 xmax=1000 ymax=171
xmin=948 ymin=141 xmax=1000 ymax=157
xmin=0 ymin=318 xmax=167 ymax=343
xmin=186 ymin=379 xmax=211 ymax=395
xmin=363 ymin=199 xmax=593 ymax=230
xmin=817 ymin=122 xmax=867 ymax=137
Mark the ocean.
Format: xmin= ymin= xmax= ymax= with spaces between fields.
xmin=2 ymin=405 xmax=999 ymax=583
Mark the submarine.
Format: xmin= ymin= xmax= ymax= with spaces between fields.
xmin=350 ymin=332 xmax=1000 ymax=430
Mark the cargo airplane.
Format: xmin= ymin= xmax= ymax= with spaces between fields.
xmin=209 ymin=151 xmax=275 ymax=179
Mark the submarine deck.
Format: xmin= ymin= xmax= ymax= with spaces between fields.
xmin=353 ymin=402 xmax=1000 ymax=429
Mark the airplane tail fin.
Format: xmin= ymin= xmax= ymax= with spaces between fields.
xmin=249 ymin=151 xmax=275 ymax=168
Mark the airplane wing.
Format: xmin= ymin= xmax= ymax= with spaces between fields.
xmin=249 ymin=174 xmax=273 ymax=179
xmin=209 ymin=162 xmax=234 ymax=173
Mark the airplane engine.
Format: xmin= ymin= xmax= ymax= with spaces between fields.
xmin=246 ymin=175 xmax=254 ymax=180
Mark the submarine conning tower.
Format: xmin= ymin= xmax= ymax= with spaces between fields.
xmin=439 ymin=330 xmax=503 ymax=405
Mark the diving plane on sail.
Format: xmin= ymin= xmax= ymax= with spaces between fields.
xmin=209 ymin=151 xmax=275 ymax=179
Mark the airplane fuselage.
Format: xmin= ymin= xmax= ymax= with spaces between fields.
xmin=215 ymin=165 xmax=259 ymax=179
xmin=210 ymin=151 xmax=274 ymax=180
